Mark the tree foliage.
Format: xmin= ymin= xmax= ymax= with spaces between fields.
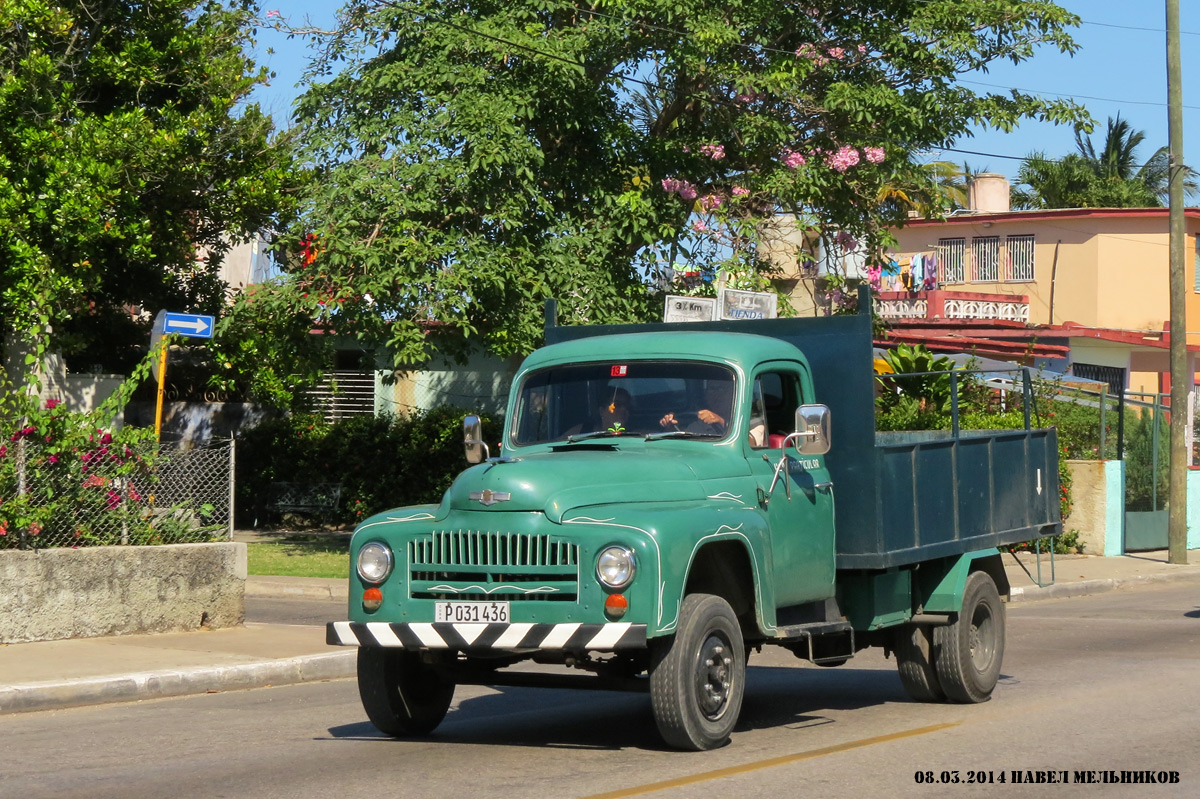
xmin=241 ymin=0 xmax=1085 ymax=369
xmin=0 ymin=0 xmax=297 ymax=373
xmin=1012 ymin=114 xmax=1197 ymax=209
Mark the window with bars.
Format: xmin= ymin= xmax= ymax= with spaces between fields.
xmin=1006 ymin=234 xmax=1035 ymax=281
xmin=971 ymin=236 xmax=1000 ymax=282
xmin=937 ymin=238 xmax=965 ymax=284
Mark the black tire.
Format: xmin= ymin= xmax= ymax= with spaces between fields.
xmin=933 ymin=571 xmax=1005 ymax=703
xmin=649 ymin=593 xmax=746 ymax=750
xmin=357 ymin=648 xmax=455 ymax=736
xmin=895 ymin=624 xmax=945 ymax=702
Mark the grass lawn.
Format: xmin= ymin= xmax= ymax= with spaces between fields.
xmin=247 ymin=537 xmax=350 ymax=579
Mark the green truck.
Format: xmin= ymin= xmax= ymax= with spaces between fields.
xmin=327 ymin=293 xmax=1061 ymax=750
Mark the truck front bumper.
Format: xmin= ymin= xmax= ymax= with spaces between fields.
xmin=327 ymin=621 xmax=647 ymax=651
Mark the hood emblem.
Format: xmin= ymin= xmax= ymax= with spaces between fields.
xmin=470 ymin=489 xmax=512 ymax=506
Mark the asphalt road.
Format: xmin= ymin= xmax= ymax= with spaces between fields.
xmin=4 ymin=584 xmax=1198 ymax=799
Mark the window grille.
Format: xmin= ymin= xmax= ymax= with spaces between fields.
xmin=972 ymin=236 xmax=1000 ymax=282
xmin=937 ymin=238 xmax=965 ymax=284
xmin=1006 ymin=235 xmax=1035 ymax=282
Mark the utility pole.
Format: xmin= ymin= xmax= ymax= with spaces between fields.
xmin=1166 ymin=0 xmax=1188 ymax=564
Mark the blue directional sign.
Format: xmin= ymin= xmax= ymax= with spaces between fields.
xmin=162 ymin=312 xmax=215 ymax=339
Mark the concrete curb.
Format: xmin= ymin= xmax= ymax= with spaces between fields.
xmin=0 ymin=651 xmax=356 ymax=715
xmin=1009 ymin=566 xmax=1200 ymax=602
xmin=245 ymin=577 xmax=349 ymax=601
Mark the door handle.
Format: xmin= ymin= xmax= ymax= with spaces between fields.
xmin=813 ymin=481 xmax=833 ymax=491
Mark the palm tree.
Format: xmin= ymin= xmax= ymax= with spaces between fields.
xmin=1013 ymin=115 xmax=1196 ymax=209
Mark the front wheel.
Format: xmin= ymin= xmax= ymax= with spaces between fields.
xmin=933 ymin=571 xmax=1005 ymax=703
xmin=649 ymin=593 xmax=746 ymax=750
xmin=357 ymin=648 xmax=456 ymax=736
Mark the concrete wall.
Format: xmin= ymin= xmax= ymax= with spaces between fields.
xmin=0 ymin=543 xmax=246 ymax=644
xmin=1065 ymin=460 xmax=1125 ymax=556
xmin=1188 ymin=470 xmax=1200 ymax=551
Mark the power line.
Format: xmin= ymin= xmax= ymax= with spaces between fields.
xmin=958 ymin=78 xmax=1200 ymax=112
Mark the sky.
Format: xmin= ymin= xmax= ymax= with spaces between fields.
xmin=247 ymin=1 xmax=1200 ymax=185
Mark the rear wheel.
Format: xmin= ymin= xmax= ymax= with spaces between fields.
xmin=933 ymin=571 xmax=1005 ymax=703
xmin=895 ymin=624 xmax=945 ymax=702
xmin=357 ymin=648 xmax=456 ymax=736
xmin=650 ymin=594 xmax=746 ymax=750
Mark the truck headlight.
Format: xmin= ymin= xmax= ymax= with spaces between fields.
xmin=596 ymin=546 xmax=636 ymax=589
xmin=357 ymin=542 xmax=394 ymax=584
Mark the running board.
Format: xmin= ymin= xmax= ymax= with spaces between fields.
xmin=773 ymin=621 xmax=856 ymax=665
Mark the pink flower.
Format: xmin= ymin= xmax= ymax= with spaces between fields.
xmin=105 ymin=490 xmax=121 ymax=510
xmin=826 ymin=146 xmax=860 ymax=172
xmin=827 ymin=47 xmax=845 ymax=60
xmin=128 ymin=486 xmax=142 ymax=502
xmin=693 ymin=220 xmax=709 ymax=232
xmin=44 ymin=398 xmax=62 ymax=410
xmin=266 ymin=10 xmax=280 ymax=18
xmin=0 ymin=444 xmax=6 ymax=457
xmin=48 ymin=455 xmax=58 ymax=464
xmin=857 ymin=44 xmax=868 ymax=55
xmin=835 ymin=231 xmax=859 ymax=251
xmin=732 ymin=186 xmax=750 ymax=196
xmin=99 ymin=432 xmax=112 ymax=446
xmin=699 ymin=143 xmax=725 ymax=160
xmin=699 ymin=194 xmax=723 ymax=211
xmin=28 ymin=523 xmax=42 ymax=536
xmin=864 ymin=146 xmax=886 ymax=164
xmin=783 ymin=149 xmax=807 ymax=169
xmin=662 ymin=177 xmax=698 ymax=200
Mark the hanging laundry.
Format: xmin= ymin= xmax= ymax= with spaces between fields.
xmin=923 ymin=252 xmax=939 ymax=290
xmin=911 ymin=253 xmax=924 ymax=286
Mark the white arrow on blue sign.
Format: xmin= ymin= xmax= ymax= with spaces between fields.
xmin=162 ymin=312 xmax=215 ymax=339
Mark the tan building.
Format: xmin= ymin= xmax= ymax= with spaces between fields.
xmin=883 ymin=205 xmax=1200 ymax=396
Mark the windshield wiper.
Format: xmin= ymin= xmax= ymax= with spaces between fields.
xmin=644 ymin=430 xmax=720 ymax=441
xmin=565 ymin=430 xmax=637 ymax=443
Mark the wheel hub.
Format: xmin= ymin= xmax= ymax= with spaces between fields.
xmin=969 ymin=604 xmax=995 ymax=671
xmin=695 ymin=634 xmax=735 ymax=719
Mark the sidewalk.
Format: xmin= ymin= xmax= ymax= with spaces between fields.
xmin=3 ymin=550 xmax=1199 ymax=716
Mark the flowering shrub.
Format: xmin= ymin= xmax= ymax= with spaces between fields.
xmin=0 ymin=395 xmax=194 ymax=549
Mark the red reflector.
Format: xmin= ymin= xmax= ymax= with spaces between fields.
xmin=362 ymin=587 xmax=383 ymax=611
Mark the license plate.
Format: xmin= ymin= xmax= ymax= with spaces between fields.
xmin=434 ymin=601 xmax=510 ymax=623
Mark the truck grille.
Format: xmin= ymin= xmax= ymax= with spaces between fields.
xmin=408 ymin=530 xmax=579 ymax=602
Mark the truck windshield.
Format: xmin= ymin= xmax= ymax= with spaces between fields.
xmin=511 ymin=361 xmax=737 ymax=445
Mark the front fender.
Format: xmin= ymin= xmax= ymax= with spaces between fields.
xmin=561 ymin=500 xmax=774 ymax=638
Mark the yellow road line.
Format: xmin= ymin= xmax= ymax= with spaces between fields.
xmin=579 ymin=722 xmax=960 ymax=799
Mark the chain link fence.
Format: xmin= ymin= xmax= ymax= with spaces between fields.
xmin=1 ymin=439 xmax=233 ymax=549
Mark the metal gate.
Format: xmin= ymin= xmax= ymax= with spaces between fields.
xmin=1121 ymin=393 xmax=1170 ymax=551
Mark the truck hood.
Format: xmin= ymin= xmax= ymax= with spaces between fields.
xmin=444 ymin=447 xmax=716 ymax=520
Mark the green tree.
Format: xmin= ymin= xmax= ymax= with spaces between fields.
xmin=237 ymin=0 xmax=1085 ymax=371
xmin=0 ymin=0 xmax=297 ymax=375
xmin=1012 ymin=114 xmax=1195 ymax=209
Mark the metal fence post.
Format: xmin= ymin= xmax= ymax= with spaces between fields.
xmin=228 ymin=435 xmax=236 ymax=540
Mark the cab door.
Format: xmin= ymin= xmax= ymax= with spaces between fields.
xmin=745 ymin=364 xmax=836 ymax=608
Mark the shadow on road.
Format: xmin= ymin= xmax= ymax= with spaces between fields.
xmin=322 ymin=663 xmax=924 ymax=751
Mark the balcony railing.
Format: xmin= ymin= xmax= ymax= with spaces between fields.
xmin=876 ymin=290 xmax=1029 ymax=323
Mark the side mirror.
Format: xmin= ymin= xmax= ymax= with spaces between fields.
xmin=793 ymin=404 xmax=831 ymax=455
xmin=463 ymin=415 xmax=490 ymax=464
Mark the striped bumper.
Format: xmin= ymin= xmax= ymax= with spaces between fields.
xmin=327 ymin=621 xmax=647 ymax=652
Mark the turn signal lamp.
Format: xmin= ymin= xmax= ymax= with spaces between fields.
xmin=604 ymin=593 xmax=628 ymax=620
xmin=362 ymin=587 xmax=383 ymax=612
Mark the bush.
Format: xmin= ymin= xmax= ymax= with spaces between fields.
xmin=235 ymin=407 xmax=504 ymax=527
xmin=0 ymin=397 xmax=214 ymax=548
